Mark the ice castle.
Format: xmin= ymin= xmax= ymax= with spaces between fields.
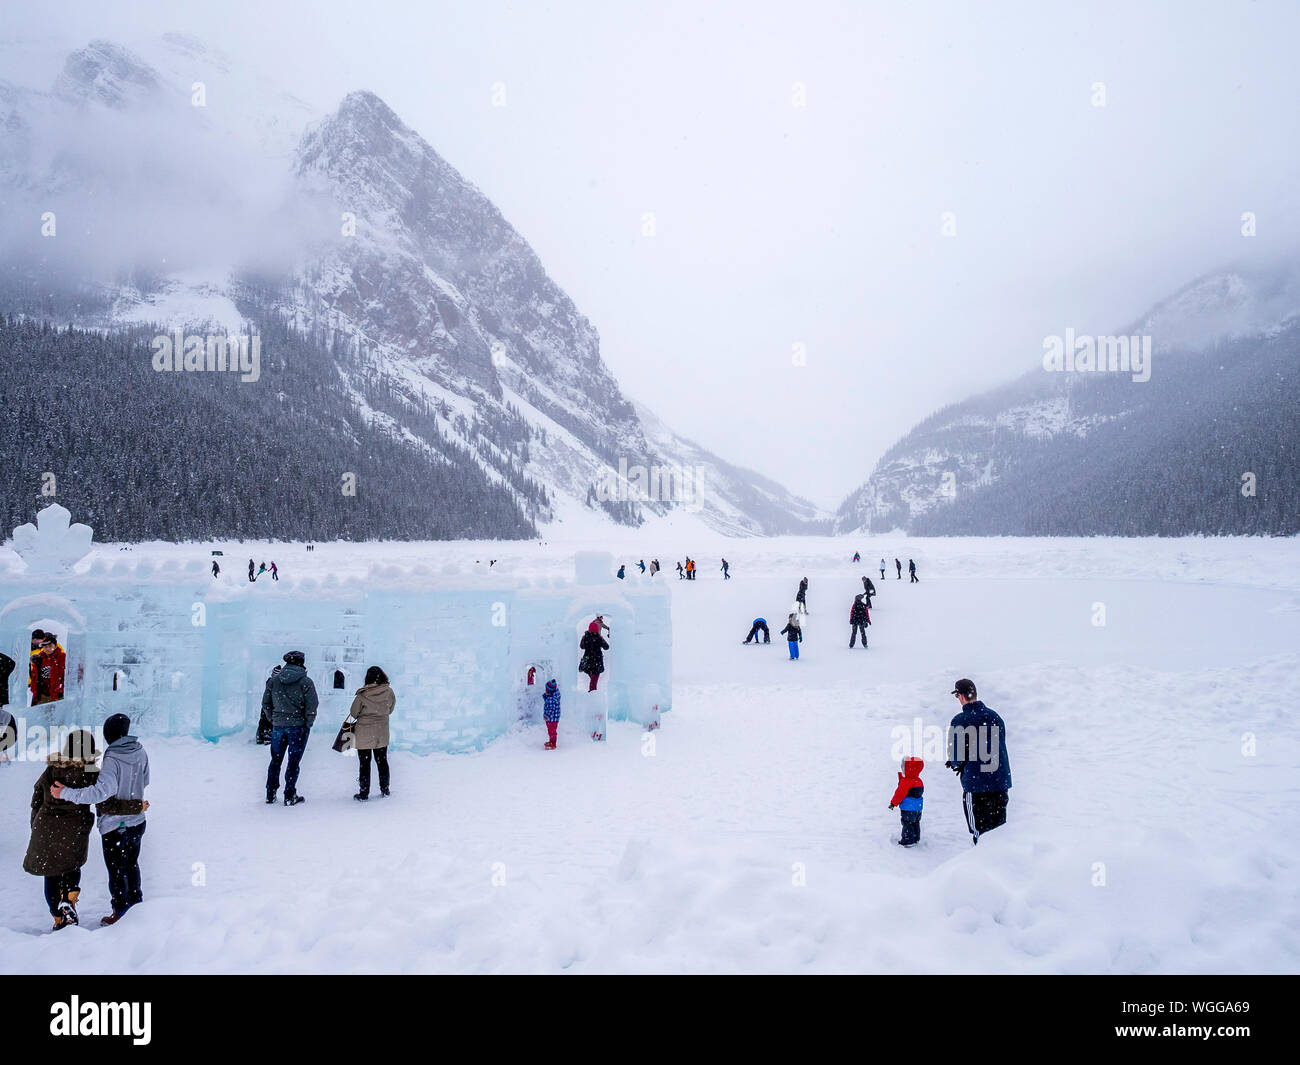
xmin=1 ymin=505 xmax=670 ymax=753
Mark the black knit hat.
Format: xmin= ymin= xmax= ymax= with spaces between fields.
xmin=104 ymin=713 xmax=131 ymax=744
xmin=283 ymin=650 xmax=306 ymax=666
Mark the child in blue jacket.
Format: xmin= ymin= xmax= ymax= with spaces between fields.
xmin=543 ymin=679 xmax=561 ymax=749
xmin=888 ymin=756 xmax=924 ymax=846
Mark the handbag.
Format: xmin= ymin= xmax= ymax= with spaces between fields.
xmin=331 ymin=719 xmax=355 ymax=753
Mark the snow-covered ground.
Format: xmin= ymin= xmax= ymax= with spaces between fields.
xmin=2 ymin=532 xmax=1298 ymax=973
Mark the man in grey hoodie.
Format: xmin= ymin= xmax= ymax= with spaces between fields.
xmin=263 ymin=650 xmax=318 ymax=806
xmin=51 ymin=712 xmax=150 ymax=925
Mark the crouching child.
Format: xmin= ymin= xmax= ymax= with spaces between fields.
xmin=888 ymin=756 xmax=924 ymax=847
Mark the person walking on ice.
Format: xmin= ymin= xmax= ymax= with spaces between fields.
xmin=542 ymin=679 xmax=561 ymax=749
xmin=721 ymin=558 xmax=731 ymax=579
xmin=908 ymin=558 xmax=918 ymax=583
xmin=895 ymin=557 xmax=902 ymax=579
xmin=888 ymin=756 xmax=924 ymax=847
xmin=212 ymin=560 xmax=220 ymax=578
xmin=880 ymin=557 xmax=886 ymax=580
xmin=796 ymin=577 xmax=809 ymax=615
xmin=849 ymin=594 xmax=870 ymax=648
xmin=780 ymin=614 xmax=802 ymax=660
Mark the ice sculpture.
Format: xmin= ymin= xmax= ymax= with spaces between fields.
xmin=11 ymin=504 xmax=93 ymax=575
xmin=0 ymin=517 xmax=671 ymax=754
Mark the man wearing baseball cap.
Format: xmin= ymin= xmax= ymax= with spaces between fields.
xmin=945 ymin=678 xmax=1012 ymax=843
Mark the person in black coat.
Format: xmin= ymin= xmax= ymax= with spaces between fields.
xmin=849 ymin=594 xmax=870 ymax=648
xmin=579 ymin=622 xmax=610 ymax=691
xmin=743 ymin=618 xmax=770 ymax=644
xmin=895 ymin=558 xmax=902 ymax=579
xmin=795 ymin=577 xmax=809 ymax=614
xmin=861 ymin=575 xmax=876 ymax=608
xmin=909 ymin=559 xmax=918 ymax=583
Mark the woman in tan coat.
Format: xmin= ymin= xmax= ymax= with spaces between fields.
xmin=346 ymin=666 xmax=395 ymax=801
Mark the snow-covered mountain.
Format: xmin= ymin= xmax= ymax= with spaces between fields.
xmin=0 ymin=36 xmax=828 ymax=540
xmin=836 ymin=264 xmax=1300 ymax=536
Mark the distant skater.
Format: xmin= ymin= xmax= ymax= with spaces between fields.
xmin=211 ymin=560 xmax=220 ymax=578
xmin=248 ymin=558 xmax=256 ymax=582
xmin=880 ymin=558 xmax=886 ymax=580
xmin=721 ymin=558 xmax=730 ymax=580
xmin=861 ymin=575 xmax=876 ymax=608
xmin=895 ymin=558 xmax=902 ymax=580
xmin=677 ymin=561 xmax=684 ymax=580
xmin=795 ymin=577 xmax=808 ymax=615
xmin=852 ymin=551 xmax=860 ymax=563
xmin=271 ymin=561 xmax=279 ymax=581
xmin=780 ymin=614 xmax=802 ymax=660
xmin=909 ymin=559 xmax=918 ymax=583
xmin=743 ymin=617 xmax=770 ymax=644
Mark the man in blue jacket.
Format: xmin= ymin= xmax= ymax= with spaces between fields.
xmin=945 ymin=678 xmax=1012 ymax=843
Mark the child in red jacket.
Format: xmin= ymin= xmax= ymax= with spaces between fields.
xmin=888 ymin=756 xmax=924 ymax=847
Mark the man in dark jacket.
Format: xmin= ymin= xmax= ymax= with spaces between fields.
xmin=263 ymin=651 xmax=319 ymax=806
xmin=796 ymin=577 xmax=808 ymax=614
xmin=861 ymin=575 xmax=876 ymax=608
xmin=909 ymin=558 xmax=918 ymax=583
xmin=849 ymin=594 xmax=870 ymax=648
xmin=945 ymin=679 xmax=1012 ymax=843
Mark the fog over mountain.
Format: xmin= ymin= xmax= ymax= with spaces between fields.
xmin=0 ymin=34 xmax=828 ymax=540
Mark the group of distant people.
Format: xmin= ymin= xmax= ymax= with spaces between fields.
xmin=615 ymin=557 xmax=732 ymax=581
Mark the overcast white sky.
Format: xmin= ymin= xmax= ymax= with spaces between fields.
xmin=7 ymin=0 xmax=1300 ymax=507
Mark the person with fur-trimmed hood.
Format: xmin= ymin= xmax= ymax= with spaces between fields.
xmin=888 ymin=756 xmax=924 ymax=847
xmin=24 ymin=730 xmax=144 ymax=929
xmin=542 ymin=679 xmax=562 ymax=749
xmin=52 ymin=713 xmax=151 ymax=925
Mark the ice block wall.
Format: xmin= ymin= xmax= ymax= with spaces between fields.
xmin=0 ymin=514 xmax=671 ymax=755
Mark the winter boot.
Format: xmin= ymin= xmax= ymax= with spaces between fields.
xmin=284 ymin=793 xmax=306 ymax=806
xmin=100 ymin=907 xmax=129 ymax=926
xmin=380 ymin=786 xmax=391 ymax=797
xmin=266 ymin=791 xmax=277 ymax=804
xmin=57 ymin=889 xmax=80 ymax=928
xmin=544 ymin=740 xmax=557 ymax=750
xmin=353 ymin=792 xmax=368 ymax=801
